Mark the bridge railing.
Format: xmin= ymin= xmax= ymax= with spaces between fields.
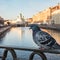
xmin=0 ymin=45 xmax=60 ymax=60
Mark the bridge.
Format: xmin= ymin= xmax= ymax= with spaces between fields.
xmin=0 ymin=45 xmax=60 ymax=60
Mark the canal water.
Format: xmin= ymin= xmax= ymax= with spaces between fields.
xmin=0 ymin=27 xmax=60 ymax=60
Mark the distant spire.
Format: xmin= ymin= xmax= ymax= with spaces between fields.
xmin=58 ymin=3 xmax=60 ymax=6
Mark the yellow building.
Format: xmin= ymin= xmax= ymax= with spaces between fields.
xmin=32 ymin=4 xmax=60 ymax=25
xmin=32 ymin=8 xmax=51 ymax=24
xmin=51 ymin=10 xmax=60 ymax=24
xmin=26 ymin=18 xmax=33 ymax=23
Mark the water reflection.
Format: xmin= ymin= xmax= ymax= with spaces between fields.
xmin=0 ymin=27 xmax=60 ymax=60
xmin=0 ymin=29 xmax=11 ymax=44
xmin=42 ymin=29 xmax=60 ymax=44
xmin=0 ymin=27 xmax=38 ymax=48
xmin=0 ymin=27 xmax=60 ymax=48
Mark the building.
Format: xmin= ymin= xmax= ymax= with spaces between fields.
xmin=32 ymin=8 xmax=51 ymax=24
xmin=0 ymin=16 xmax=4 ymax=25
xmin=51 ymin=10 xmax=60 ymax=25
xmin=26 ymin=18 xmax=33 ymax=23
xmin=32 ymin=4 xmax=60 ymax=25
xmin=16 ymin=13 xmax=25 ymax=24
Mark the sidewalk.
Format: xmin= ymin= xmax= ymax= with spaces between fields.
xmin=0 ymin=26 xmax=11 ymax=35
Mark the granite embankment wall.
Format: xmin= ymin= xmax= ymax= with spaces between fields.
xmin=39 ymin=25 xmax=60 ymax=31
xmin=28 ymin=24 xmax=60 ymax=31
xmin=0 ymin=26 xmax=11 ymax=36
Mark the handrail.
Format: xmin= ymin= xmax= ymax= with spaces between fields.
xmin=0 ymin=45 xmax=60 ymax=54
xmin=0 ymin=45 xmax=60 ymax=60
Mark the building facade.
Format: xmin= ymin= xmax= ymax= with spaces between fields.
xmin=0 ymin=16 xmax=4 ymax=25
xmin=51 ymin=10 xmax=60 ymax=25
xmin=32 ymin=4 xmax=60 ymax=25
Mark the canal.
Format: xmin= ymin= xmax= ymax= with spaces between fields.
xmin=0 ymin=27 xmax=60 ymax=60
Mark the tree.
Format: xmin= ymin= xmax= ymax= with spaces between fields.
xmin=7 ymin=22 xmax=11 ymax=25
xmin=0 ymin=16 xmax=4 ymax=24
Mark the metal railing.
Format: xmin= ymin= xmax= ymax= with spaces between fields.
xmin=0 ymin=45 xmax=60 ymax=60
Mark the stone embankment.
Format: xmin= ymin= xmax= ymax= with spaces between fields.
xmin=28 ymin=24 xmax=60 ymax=31
xmin=39 ymin=25 xmax=60 ymax=31
xmin=0 ymin=26 xmax=11 ymax=35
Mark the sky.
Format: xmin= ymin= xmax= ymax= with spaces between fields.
xmin=0 ymin=0 xmax=60 ymax=20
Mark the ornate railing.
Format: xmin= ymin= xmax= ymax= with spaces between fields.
xmin=0 ymin=45 xmax=60 ymax=60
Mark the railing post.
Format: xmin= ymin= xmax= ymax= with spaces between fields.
xmin=29 ymin=51 xmax=47 ymax=60
xmin=9 ymin=48 xmax=17 ymax=60
xmin=2 ymin=48 xmax=17 ymax=60
xmin=2 ymin=49 xmax=8 ymax=60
